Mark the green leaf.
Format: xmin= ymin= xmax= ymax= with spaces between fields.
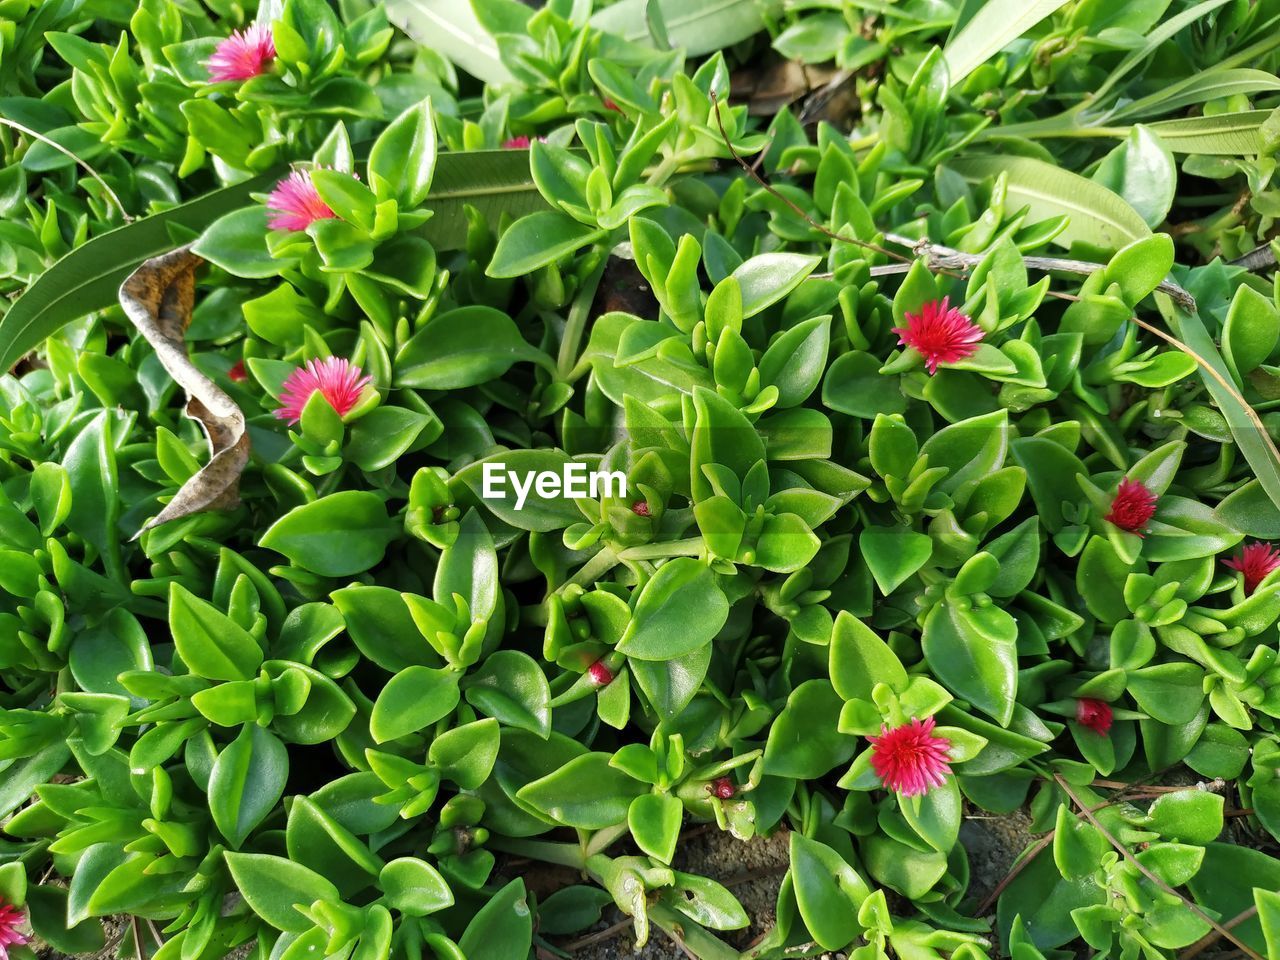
xmin=370 ymin=666 xmax=460 ymax=743
xmin=464 ymin=651 xmax=552 ymax=737
xmin=830 ymin=610 xmax=907 ymax=701
xmin=943 ymin=0 xmax=1072 ymax=84
xmin=1149 ymin=109 xmax=1274 ymax=155
xmin=209 ymin=725 xmax=288 ymax=848
xmin=1144 ymin=790 xmax=1224 ymax=844
xmin=763 ymin=679 xmax=857 ymax=778
xmin=487 ymin=211 xmax=606 ymax=279
xmin=1091 ymin=127 xmax=1176 ymax=230
xmin=1223 ymin=284 xmax=1279 ymax=382
xmin=921 ymin=600 xmax=1018 ymax=726
xmin=191 ymin=206 xmax=276 ymax=278
xmin=1163 ymin=299 xmax=1280 ymax=514
xmin=260 ymin=491 xmax=397 ymax=577
xmin=379 ymin=858 xmax=454 ymax=916
xmin=628 ymin=793 xmax=682 ymax=863
xmin=459 ymin=878 xmax=533 ymax=960
xmin=517 ymin=753 xmax=647 ymax=829
xmin=369 ymin=98 xmax=437 ymax=207
xmin=789 ymin=833 xmax=871 ymax=950
xmin=420 ymin=150 xmax=550 ymax=251
xmin=950 ymin=155 xmax=1150 ymax=250
xmin=383 ymin=0 xmax=514 ymax=84
xmin=591 ymin=0 xmax=768 ymax=56
xmin=615 ymin=558 xmax=729 ymax=660
xmin=757 ymin=315 xmax=831 ymax=407
xmin=396 ymin=306 xmax=547 ymax=388
xmin=454 ymin=450 xmax=593 ymax=532
xmin=1113 ymin=68 xmax=1280 ymax=121
xmin=859 ymin=526 xmax=932 ymax=595
xmin=435 ymin=509 xmax=500 ymax=622
xmin=224 ymin=853 xmax=340 ymax=932
xmin=0 ymin=172 xmax=276 ymax=371
xmin=169 ymin=584 xmax=263 ymax=682
xmin=730 ymin=253 xmax=822 ymax=319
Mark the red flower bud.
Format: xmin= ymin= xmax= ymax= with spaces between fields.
xmin=587 ymin=660 xmax=613 ymax=686
xmin=1075 ymin=698 xmax=1113 ymax=735
xmin=711 ymin=777 xmax=735 ymax=799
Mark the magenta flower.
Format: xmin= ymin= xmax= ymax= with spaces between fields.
xmin=0 ymin=900 xmax=29 ymax=960
xmin=1075 ymin=698 xmax=1113 ymax=735
xmin=207 ymin=22 xmax=276 ymax=82
xmin=868 ymin=716 xmax=952 ymax=797
xmin=265 ymin=170 xmax=337 ymax=232
xmin=1105 ymin=478 xmax=1158 ymax=536
xmin=711 ymin=777 xmax=736 ymax=799
xmin=587 ymin=660 xmax=613 ymax=686
xmin=502 ymin=136 xmax=531 ymax=149
xmin=891 ymin=297 xmax=984 ymax=374
xmin=274 ymin=357 xmax=371 ymax=425
xmin=1224 ymin=542 xmax=1280 ymax=595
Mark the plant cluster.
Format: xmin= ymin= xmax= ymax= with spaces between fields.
xmin=3 ymin=1 xmax=1280 ymax=959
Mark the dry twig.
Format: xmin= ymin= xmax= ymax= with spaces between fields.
xmin=1054 ymin=774 xmax=1264 ymax=960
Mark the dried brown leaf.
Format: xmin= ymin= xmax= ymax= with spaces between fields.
xmin=118 ymin=246 xmax=250 ymax=535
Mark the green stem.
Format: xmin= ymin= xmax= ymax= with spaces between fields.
xmin=618 ymin=538 xmax=705 ymax=561
xmin=486 ymin=836 xmax=586 ymax=870
xmin=649 ymin=904 xmax=742 ymax=960
xmin=646 ymin=152 xmax=682 ymax=187
xmin=557 ymin=256 xmax=608 ymax=379
xmin=584 ymin=822 xmax=630 ymax=858
xmin=561 ymin=546 xmax=620 ymax=592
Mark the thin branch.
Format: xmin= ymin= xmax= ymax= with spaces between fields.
xmin=1179 ymin=905 xmax=1260 ymax=960
xmin=1042 ymin=287 xmax=1280 ymax=480
xmin=561 ymin=916 xmax=632 ymax=953
xmin=880 ymin=231 xmax=1198 ymax=312
xmin=975 ymin=832 xmax=1054 ymax=916
xmin=975 ymin=791 xmax=1124 ymax=916
xmin=1054 ymin=774 xmax=1265 ymax=960
xmin=708 ymin=90 xmax=912 ymax=266
xmin=0 ymin=117 xmax=132 ymax=222
xmin=1089 ymin=778 xmax=1225 ymax=795
xmin=1128 ymin=313 xmax=1280 ymax=474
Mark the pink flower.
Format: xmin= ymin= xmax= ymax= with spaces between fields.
xmin=502 ymin=136 xmax=531 ymax=149
xmin=891 ymin=297 xmax=984 ymax=374
xmin=1075 ymin=698 xmax=1113 ymax=735
xmin=0 ymin=900 xmax=29 ymax=960
xmin=1224 ymin=542 xmax=1280 ymax=595
xmin=631 ymin=500 xmax=651 ymax=517
xmin=1105 ymin=478 xmax=1158 ymax=536
xmin=207 ymin=22 xmax=276 ymax=82
xmin=265 ymin=170 xmax=336 ymax=232
xmin=587 ymin=660 xmax=613 ymax=686
xmin=868 ymin=716 xmax=952 ymax=797
xmin=274 ymin=357 xmax=371 ymax=425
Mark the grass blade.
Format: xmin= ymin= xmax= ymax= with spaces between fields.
xmin=942 ymin=0 xmax=1071 ymax=85
xmin=383 ymin=0 xmax=513 ymax=85
xmin=590 ymin=0 xmax=767 ymax=55
xmin=0 ymin=173 xmax=275 ymax=373
xmin=1148 ymin=110 xmax=1275 ymax=155
xmin=949 ymin=155 xmax=1149 ymax=250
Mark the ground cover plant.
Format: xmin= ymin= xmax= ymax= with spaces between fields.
xmin=4 ymin=0 xmax=1280 ymax=957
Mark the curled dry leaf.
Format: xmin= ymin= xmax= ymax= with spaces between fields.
xmin=118 ymin=246 xmax=250 ymax=534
